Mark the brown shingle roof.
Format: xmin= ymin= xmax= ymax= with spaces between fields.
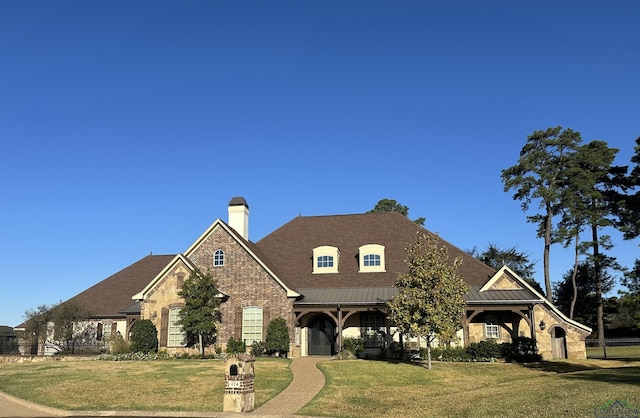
xmin=256 ymin=212 xmax=495 ymax=290
xmin=65 ymin=254 xmax=175 ymax=318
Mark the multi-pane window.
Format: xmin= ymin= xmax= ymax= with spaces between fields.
xmin=214 ymin=249 xmax=225 ymax=267
xmin=242 ymin=306 xmax=263 ymax=346
xmin=361 ymin=312 xmax=385 ymax=348
xmin=363 ymin=254 xmax=381 ymax=267
xmin=484 ymin=315 xmax=500 ymax=339
xmin=168 ymin=308 xmax=186 ymax=346
xmin=359 ymin=244 xmax=385 ymax=272
xmin=103 ymin=322 xmax=112 ymax=341
xmin=317 ymin=255 xmax=334 ymax=268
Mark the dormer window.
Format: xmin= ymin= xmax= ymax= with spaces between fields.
xmin=313 ymin=246 xmax=339 ymax=274
xmin=359 ymin=244 xmax=386 ymax=272
xmin=213 ymin=249 xmax=225 ymax=267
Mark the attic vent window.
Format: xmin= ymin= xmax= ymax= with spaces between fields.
xmin=214 ymin=249 xmax=225 ymax=267
xmin=359 ymin=244 xmax=386 ymax=272
xmin=312 ymin=246 xmax=339 ymax=274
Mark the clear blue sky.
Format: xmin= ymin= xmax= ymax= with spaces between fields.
xmin=1 ymin=1 xmax=638 ymax=327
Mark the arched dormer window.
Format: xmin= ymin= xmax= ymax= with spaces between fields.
xmin=359 ymin=244 xmax=386 ymax=272
xmin=213 ymin=249 xmax=224 ymax=267
xmin=313 ymin=246 xmax=340 ymax=274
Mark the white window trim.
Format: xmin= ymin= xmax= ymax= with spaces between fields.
xmin=312 ymin=246 xmax=340 ymax=274
xmin=168 ymin=308 xmax=187 ymax=347
xmin=484 ymin=315 xmax=500 ymax=339
xmin=359 ymin=244 xmax=386 ymax=272
xmin=242 ymin=306 xmax=263 ymax=346
xmin=213 ymin=249 xmax=225 ymax=267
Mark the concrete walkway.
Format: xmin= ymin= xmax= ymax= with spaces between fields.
xmin=252 ymin=356 xmax=328 ymax=416
xmin=0 ymin=357 xmax=329 ymax=418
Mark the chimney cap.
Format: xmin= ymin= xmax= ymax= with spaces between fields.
xmin=229 ymin=197 xmax=249 ymax=209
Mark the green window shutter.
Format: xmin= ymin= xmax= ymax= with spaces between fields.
xmin=159 ymin=307 xmax=169 ymax=348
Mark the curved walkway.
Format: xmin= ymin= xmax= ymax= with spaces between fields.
xmin=252 ymin=356 xmax=329 ymax=416
xmin=0 ymin=356 xmax=329 ymax=418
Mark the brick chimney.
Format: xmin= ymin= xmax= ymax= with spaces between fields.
xmin=228 ymin=197 xmax=249 ymax=240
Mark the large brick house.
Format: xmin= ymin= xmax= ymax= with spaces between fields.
xmin=40 ymin=197 xmax=591 ymax=359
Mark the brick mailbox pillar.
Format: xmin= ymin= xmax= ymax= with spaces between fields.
xmin=223 ymin=354 xmax=255 ymax=412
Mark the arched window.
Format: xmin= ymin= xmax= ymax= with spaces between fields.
xmin=312 ymin=246 xmax=340 ymax=273
xmin=359 ymin=244 xmax=386 ymax=272
xmin=214 ymin=249 xmax=225 ymax=267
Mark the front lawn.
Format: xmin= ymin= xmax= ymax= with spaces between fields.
xmin=300 ymin=359 xmax=640 ymax=418
xmin=0 ymin=357 xmax=291 ymax=411
xmin=0 ymin=357 xmax=638 ymax=417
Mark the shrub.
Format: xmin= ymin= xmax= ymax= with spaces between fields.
xmin=265 ymin=318 xmax=290 ymax=357
xmin=428 ymin=346 xmax=470 ymax=362
xmin=129 ymin=320 xmax=158 ymax=353
xmin=467 ymin=341 xmax=501 ymax=361
xmin=342 ymin=337 xmax=364 ymax=357
xmin=500 ymin=336 xmax=542 ymax=363
xmin=226 ymin=337 xmax=246 ymax=354
xmin=251 ymin=340 xmax=266 ymax=357
xmin=110 ymin=334 xmax=130 ymax=355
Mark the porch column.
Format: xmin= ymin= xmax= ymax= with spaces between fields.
xmin=528 ymin=305 xmax=536 ymax=345
xmin=336 ymin=305 xmax=343 ymax=352
xmin=462 ymin=310 xmax=470 ymax=347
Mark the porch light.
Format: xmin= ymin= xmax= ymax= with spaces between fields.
xmin=539 ymin=320 xmax=546 ymax=331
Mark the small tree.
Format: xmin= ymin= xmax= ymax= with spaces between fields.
xmin=387 ymin=231 xmax=468 ymax=369
xmin=177 ymin=268 xmax=221 ymax=356
xmin=265 ymin=317 xmax=290 ymax=357
xmin=130 ymin=319 xmax=158 ymax=353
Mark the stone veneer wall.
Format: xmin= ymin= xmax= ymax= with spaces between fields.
xmin=466 ymin=305 xmax=589 ymax=360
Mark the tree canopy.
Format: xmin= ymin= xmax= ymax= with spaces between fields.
xmin=368 ymin=198 xmax=425 ymax=226
xmin=501 ymin=126 xmax=582 ymax=300
xmin=177 ymin=268 xmax=221 ymax=355
xmin=387 ymin=231 xmax=468 ymax=369
xmin=472 ymin=243 xmax=543 ymax=295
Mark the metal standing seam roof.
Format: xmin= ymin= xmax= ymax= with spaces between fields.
xmin=465 ymin=286 xmax=543 ymax=304
xmin=295 ymin=287 xmax=398 ymax=305
xmin=295 ymin=286 xmax=544 ymax=306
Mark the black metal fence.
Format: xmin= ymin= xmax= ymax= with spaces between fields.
xmin=5 ymin=341 xmax=111 ymax=356
xmin=586 ymin=338 xmax=640 ymax=359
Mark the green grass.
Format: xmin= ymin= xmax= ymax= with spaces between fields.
xmin=0 ymin=358 xmax=291 ymax=411
xmin=299 ymin=359 xmax=640 ymax=418
xmin=0 ymin=357 xmax=639 ymax=417
xmin=587 ymin=345 xmax=640 ymax=359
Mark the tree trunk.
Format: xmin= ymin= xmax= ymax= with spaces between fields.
xmin=427 ymin=343 xmax=432 ymax=370
xmin=592 ymin=223 xmax=605 ymax=347
xmin=198 ymin=333 xmax=204 ymax=356
xmin=569 ymin=233 xmax=579 ymax=319
xmin=543 ymin=204 xmax=553 ymax=301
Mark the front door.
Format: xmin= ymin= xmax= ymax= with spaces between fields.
xmin=308 ymin=316 xmax=335 ymax=356
xmin=551 ymin=326 xmax=567 ymax=359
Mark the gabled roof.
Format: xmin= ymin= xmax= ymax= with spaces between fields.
xmin=480 ymin=266 xmax=593 ymax=333
xmin=256 ymin=212 xmax=496 ymax=290
xmin=132 ymin=254 xmax=195 ymax=300
xmin=184 ymin=218 xmax=300 ymax=298
xmin=65 ymin=254 xmax=175 ymax=318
